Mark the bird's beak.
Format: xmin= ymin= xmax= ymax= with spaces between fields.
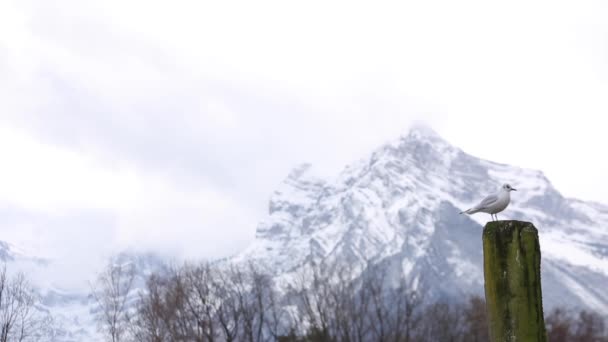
xmin=512 ymin=188 xmax=517 ymax=191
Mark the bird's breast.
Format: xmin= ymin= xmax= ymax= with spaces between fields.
xmin=491 ymin=194 xmax=510 ymax=213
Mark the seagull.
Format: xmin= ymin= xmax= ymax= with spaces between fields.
xmin=460 ymin=183 xmax=517 ymax=221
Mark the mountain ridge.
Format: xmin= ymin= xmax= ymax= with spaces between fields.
xmin=234 ymin=125 xmax=608 ymax=313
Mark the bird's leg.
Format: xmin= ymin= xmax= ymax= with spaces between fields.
xmin=495 ymin=213 xmax=499 ymax=221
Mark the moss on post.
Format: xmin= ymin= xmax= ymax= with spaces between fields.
xmin=483 ymin=220 xmax=547 ymax=342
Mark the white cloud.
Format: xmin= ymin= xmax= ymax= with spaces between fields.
xmin=0 ymin=124 xmax=255 ymax=266
xmin=0 ymin=125 xmax=141 ymax=212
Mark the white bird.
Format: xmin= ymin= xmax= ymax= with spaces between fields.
xmin=460 ymin=183 xmax=517 ymax=221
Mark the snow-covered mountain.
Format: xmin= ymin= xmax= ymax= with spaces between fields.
xmin=234 ymin=125 xmax=608 ymax=313
xmin=2 ymin=125 xmax=608 ymax=341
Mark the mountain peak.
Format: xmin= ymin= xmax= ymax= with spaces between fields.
xmin=407 ymin=123 xmax=441 ymax=139
xmin=372 ymin=123 xmax=458 ymax=168
xmin=286 ymin=163 xmax=314 ymax=181
xmin=401 ymin=123 xmax=449 ymax=147
xmin=376 ymin=123 xmax=450 ymax=154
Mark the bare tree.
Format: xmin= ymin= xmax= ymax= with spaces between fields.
xmin=461 ymin=296 xmax=488 ymax=342
xmin=329 ymin=264 xmax=374 ymax=342
xmin=573 ymin=310 xmax=607 ymax=342
xmin=92 ymin=258 xmax=136 ymax=342
xmin=294 ymin=262 xmax=335 ymax=341
xmin=546 ymin=308 xmax=573 ymax=342
xmin=264 ymin=278 xmax=291 ymax=341
xmin=156 ymin=269 xmax=189 ymax=341
xmin=130 ymin=273 xmax=170 ymax=342
xmin=545 ymin=307 xmax=608 ymax=342
xmin=0 ymin=264 xmax=53 ymax=342
xmin=418 ymin=301 xmax=465 ymax=342
xmin=182 ymin=263 xmax=220 ymax=342
xmin=293 ymin=260 xmax=424 ymax=342
xmin=233 ymin=263 xmax=274 ymax=342
xmin=367 ymin=268 xmax=390 ymax=342
xmin=104 ymin=255 xmax=608 ymax=342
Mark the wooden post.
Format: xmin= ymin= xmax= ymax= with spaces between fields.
xmin=483 ymin=220 xmax=547 ymax=342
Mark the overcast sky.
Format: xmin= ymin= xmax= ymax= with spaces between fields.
xmin=1 ymin=0 xmax=607 ymax=282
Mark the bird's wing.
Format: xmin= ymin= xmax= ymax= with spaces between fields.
xmin=475 ymin=194 xmax=499 ymax=210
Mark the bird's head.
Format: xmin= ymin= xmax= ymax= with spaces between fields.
xmin=502 ymin=183 xmax=517 ymax=192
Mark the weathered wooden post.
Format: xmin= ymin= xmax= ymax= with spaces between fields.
xmin=483 ymin=220 xmax=547 ymax=342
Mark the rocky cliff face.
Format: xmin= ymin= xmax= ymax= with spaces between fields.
xmin=234 ymin=125 xmax=608 ymax=313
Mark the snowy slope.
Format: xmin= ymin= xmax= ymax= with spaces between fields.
xmin=234 ymin=125 xmax=608 ymax=313
xmin=0 ymin=242 xmax=166 ymax=341
xmin=0 ymin=241 xmax=95 ymax=341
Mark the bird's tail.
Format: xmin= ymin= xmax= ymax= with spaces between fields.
xmin=460 ymin=208 xmax=478 ymax=215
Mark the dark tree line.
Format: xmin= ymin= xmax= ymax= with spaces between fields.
xmin=546 ymin=307 xmax=608 ymax=342
xmin=93 ymin=260 xmax=608 ymax=342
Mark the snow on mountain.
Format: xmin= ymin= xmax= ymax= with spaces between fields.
xmin=234 ymin=125 xmax=608 ymax=313
xmin=2 ymin=124 xmax=608 ymax=340
xmin=0 ymin=242 xmax=166 ymax=342
xmin=0 ymin=241 xmax=93 ymax=341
